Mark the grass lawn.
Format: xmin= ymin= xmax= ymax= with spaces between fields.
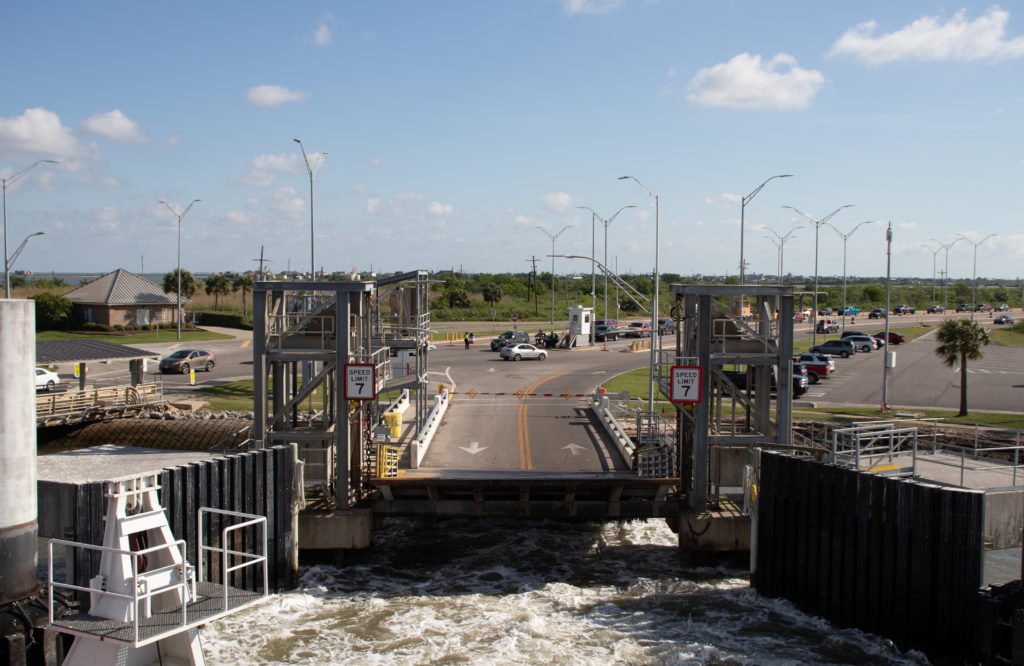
xmin=37 ymin=329 xmax=235 ymax=344
xmin=989 ymin=323 xmax=1024 ymax=347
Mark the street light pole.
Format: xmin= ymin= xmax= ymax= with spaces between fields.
xmin=920 ymin=241 xmax=943 ymax=306
xmin=763 ymin=226 xmax=799 ymax=286
xmin=159 ymin=199 xmax=201 ymax=340
xmin=824 ymin=219 xmax=875 ymax=335
xmin=577 ymin=205 xmax=636 ymax=323
xmin=740 ymin=174 xmax=792 ymax=286
xmin=536 ymin=225 xmax=569 ymax=327
xmin=3 ymin=159 xmax=58 ymax=297
xmin=956 ymin=233 xmax=997 ymax=320
xmin=930 ymin=237 xmax=963 ymax=311
xmin=782 ymin=204 xmax=854 ymax=347
xmin=293 ymin=139 xmax=327 ymax=279
xmin=619 ymin=176 xmax=659 ymax=425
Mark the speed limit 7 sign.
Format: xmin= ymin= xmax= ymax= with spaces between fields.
xmin=344 ymin=363 xmax=376 ymax=401
xmin=670 ymin=365 xmax=702 ymax=404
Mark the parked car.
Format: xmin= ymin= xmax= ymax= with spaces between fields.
xmin=810 ymin=339 xmax=855 ymax=358
xmin=873 ymin=331 xmax=906 ymax=345
xmin=868 ymin=308 xmax=887 ymax=319
xmin=624 ymin=321 xmax=652 ymax=337
xmin=657 ymin=318 xmax=676 ymax=335
xmin=793 ymin=312 xmax=806 ymax=322
xmin=841 ymin=330 xmax=880 ymax=349
xmin=842 ymin=334 xmax=877 ymax=352
xmin=837 ymin=306 xmax=860 ymax=316
xmin=815 ymin=319 xmax=839 ymax=334
xmin=794 ymin=353 xmax=834 ymax=384
xmin=595 ymin=318 xmax=618 ymax=328
xmin=594 ymin=324 xmax=620 ymax=341
xmin=975 ymin=304 xmax=993 ymax=312
xmin=159 ymin=349 xmax=216 ymax=374
xmin=499 ymin=343 xmax=547 ymax=361
xmin=956 ymin=303 xmax=972 ymax=312
xmin=721 ymin=364 xmax=808 ymax=398
xmin=35 ymin=367 xmax=62 ymax=392
xmin=818 ymin=307 xmax=833 ymax=316
xmin=491 ymin=330 xmax=530 ymax=351
xmin=995 ymin=304 xmax=1010 ymax=312
xmin=994 ymin=315 xmax=1015 ymax=325
xmin=927 ymin=305 xmax=945 ymax=314
xmin=893 ymin=305 xmax=916 ymax=315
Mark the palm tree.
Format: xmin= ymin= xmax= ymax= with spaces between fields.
xmin=204 ymin=274 xmax=233 ymax=311
xmin=935 ymin=318 xmax=990 ymax=416
xmin=162 ymin=269 xmax=197 ymax=299
xmin=233 ymin=274 xmax=255 ymax=318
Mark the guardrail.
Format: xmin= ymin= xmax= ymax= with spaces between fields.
xmin=36 ymin=382 xmax=164 ymax=424
xmin=410 ymin=388 xmax=450 ymax=469
xmin=591 ymin=394 xmax=635 ymax=464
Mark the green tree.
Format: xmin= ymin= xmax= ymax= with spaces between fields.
xmin=163 ymin=269 xmax=197 ymax=299
xmin=482 ymin=282 xmax=503 ymax=305
xmin=204 ymin=274 xmax=233 ymax=310
xmin=31 ymin=292 xmax=73 ymax=330
xmin=232 ymin=274 xmax=255 ymax=317
xmin=934 ymin=318 xmax=990 ymax=417
xmin=862 ymin=284 xmax=884 ymax=303
xmin=445 ymin=286 xmax=470 ymax=308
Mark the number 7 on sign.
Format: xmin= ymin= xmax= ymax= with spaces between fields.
xmin=670 ymin=366 xmax=702 ymax=404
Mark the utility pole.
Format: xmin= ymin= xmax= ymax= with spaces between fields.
xmin=526 ymin=256 xmax=539 ymax=316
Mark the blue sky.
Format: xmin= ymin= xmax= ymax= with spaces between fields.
xmin=3 ymin=1 xmax=1023 ymax=282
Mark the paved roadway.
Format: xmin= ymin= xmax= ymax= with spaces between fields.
xmin=420 ymin=339 xmax=648 ymax=473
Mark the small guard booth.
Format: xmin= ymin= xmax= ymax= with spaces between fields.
xmin=567 ymin=305 xmax=593 ymax=347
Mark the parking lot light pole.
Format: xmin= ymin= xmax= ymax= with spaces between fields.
xmin=824 ymin=219 xmax=875 ymax=335
xmin=577 ymin=205 xmax=636 ymax=323
xmin=920 ymin=241 xmax=943 ymax=307
xmin=782 ymin=204 xmax=854 ymax=347
xmin=3 ymin=159 xmax=58 ymax=298
xmin=956 ymin=233 xmax=997 ymax=320
xmin=619 ymin=176 xmax=659 ymax=424
xmin=294 ymin=138 xmax=326 ymax=279
xmin=740 ymin=175 xmax=792 ymax=287
xmin=930 ymin=237 xmax=963 ymax=312
xmin=159 ymin=199 xmax=201 ymax=340
xmin=536 ymin=225 xmax=569 ymax=327
xmin=763 ymin=226 xmax=799 ymax=286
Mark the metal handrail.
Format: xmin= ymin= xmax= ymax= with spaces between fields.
xmin=197 ymin=507 xmax=269 ymax=607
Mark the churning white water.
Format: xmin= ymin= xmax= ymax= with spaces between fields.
xmin=202 ymin=518 xmax=927 ymax=665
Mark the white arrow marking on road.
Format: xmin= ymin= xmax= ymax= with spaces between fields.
xmin=563 ymin=443 xmax=585 ymax=456
xmin=460 ymin=441 xmax=488 ymax=455
xmin=591 ymin=370 xmax=606 ymax=375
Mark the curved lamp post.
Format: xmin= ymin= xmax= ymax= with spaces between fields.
xmin=577 ymin=205 xmax=636 ymax=324
xmin=159 ymin=199 xmax=201 ymax=340
xmin=782 ymin=204 xmax=854 ymax=347
xmin=536 ymin=225 xmax=569 ymax=326
xmin=824 ymin=219 xmax=875 ymax=334
xmin=3 ymin=159 xmax=58 ymax=297
xmin=919 ymin=241 xmax=943 ymax=307
xmin=740 ymin=174 xmax=792 ymax=285
xmin=619 ymin=176 xmax=659 ymax=424
xmin=763 ymin=226 xmax=799 ymax=286
xmin=956 ymin=233 xmax=997 ymax=320
xmin=294 ymin=138 xmax=327 ymax=279
xmin=929 ymin=237 xmax=963 ymax=312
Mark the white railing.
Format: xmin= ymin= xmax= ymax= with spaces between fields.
xmin=410 ymin=388 xmax=450 ymax=468
xmin=198 ymin=507 xmax=269 ymax=609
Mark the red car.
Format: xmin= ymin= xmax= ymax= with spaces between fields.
xmin=624 ymin=321 xmax=652 ymax=337
xmin=793 ymin=312 xmax=806 ymax=322
xmin=872 ymin=331 xmax=906 ymax=345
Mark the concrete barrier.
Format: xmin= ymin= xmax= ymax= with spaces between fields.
xmin=591 ymin=395 xmax=634 ymax=463
xmin=410 ymin=388 xmax=450 ymax=469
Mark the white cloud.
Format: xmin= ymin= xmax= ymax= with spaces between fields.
xmin=246 ymin=85 xmax=308 ymax=108
xmin=366 ymin=198 xmax=379 ymax=213
xmin=314 ymin=13 xmax=333 ymax=45
xmin=0 ymin=107 xmax=84 ymax=157
xmin=271 ymin=186 xmax=305 ymax=218
xmin=242 ymin=153 xmax=302 ymax=187
xmin=829 ymin=7 xmax=1024 ymax=65
xmin=427 ymin=201 xmax=455 ymax=216
xmin=80 ymin=110 xmax=144 ymax=142
xmin=542 ymin=192 xmax=574 ymax=212
xmin=686 ymin=53 xmax=825 ymax=110
xmin=705 ymin=193 xmax=741 ymax=207
xmin=898 ymin=221 xmax=918 ymax=230
xmin=562 ymin=0 xmax=624 ymax=15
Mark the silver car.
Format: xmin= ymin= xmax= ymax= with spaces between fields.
xmin=499 ymin=343 xmax=548 ymax=361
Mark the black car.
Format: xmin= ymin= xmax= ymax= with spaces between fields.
xmin=491 ymin=330 xmax=530 ymax=351
xmin=810 ymin=339 xmax=855 ymax=358
xmin=868 ymin=308 xmax=886 ymax=319
xmin=594 ymin=324 xmax=620 ymax=341
xmin=927 ymin=305 xmax=945 ymax=314
xmin=818 ymin=307 xmax=833 ymax=316
xmin=956 ymin=304 xmax=972 ymax=312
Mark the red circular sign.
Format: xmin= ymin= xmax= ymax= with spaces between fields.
xmin=511 ymin=313 xmax=519 ymax=322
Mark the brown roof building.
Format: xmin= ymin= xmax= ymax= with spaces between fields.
xmin=64 ymin=269 xmax=188 ymax=327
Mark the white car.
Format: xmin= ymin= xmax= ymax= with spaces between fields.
xmin=499 ymin=343 xmax=548 ymax=361
xmin=35 ymin=367 xmax=62 ymax=392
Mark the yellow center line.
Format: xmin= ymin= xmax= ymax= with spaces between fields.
xmin=240 ymin=339 xmax=251 ymax=348
xmin=518 ymin=371 xmax=571 ymax=470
